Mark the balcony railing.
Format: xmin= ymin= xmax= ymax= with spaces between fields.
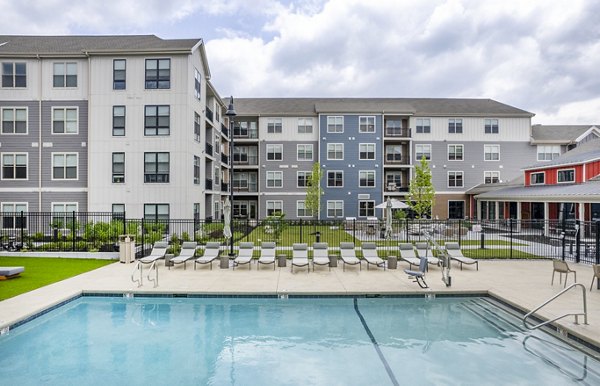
xmin=221 ymin=182 xmax=229 ymax=192
xmin=385 ymin=127 xmax=411 ymax=137
xmin=221 ymin=153 xmax=229 ymax=165
xmin=385 ymin=184 xmax=409 ymax=192
xmin=206 ymin=107 xmax=213 ymax=122
xmin=221 ymin=123 xmax=228 ymax=137
xmin=234 ymin=156 xmax=259 ymax=166
xmin=205 ymin=178 xmax=213 ymax=190
xmin=205 ymin=143 xmax=213 ymax=156
xmin=384 ymin=156 xmax=410 ymax=165
xmin=233 ymin=184 xmax=258 ymax=193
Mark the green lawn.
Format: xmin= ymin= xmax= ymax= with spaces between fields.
xmin=462 ymin=249 xmax=541 ymax=259
xmin=0 ymin=257 xmax=114 ymax=300
xmin=241 ymin=224 xmax=357 ymax=246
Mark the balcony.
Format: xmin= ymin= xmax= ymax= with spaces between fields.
xmin=205 ymin=178 xmax=213 ymax=190
xmin=221 ymin=182 xmax=229 ymax=192
xmin=206 ymin=107 xmax=213 ymax=122
xmin=221 ymin=153 xmax=229 ymax=165
xmin=385 ymin=127 xmax=411 ymax=138
xmin=384 ymin=155 xmax=410 ymax=165
xmin=234 ymin=155 xmax=259 ymax=166
xmin=205 ymin=143 xmax=213 ymax=156
xmin=385 ymin=183 xmax=409 ymax=193
xmin=221 ymin=123 xmax=228 ymax=137
xmin=233 ymin=184 xmax=258 ymax=193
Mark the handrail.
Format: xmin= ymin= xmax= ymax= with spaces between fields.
xmin=523 ymin=283 xmax=588 ymax=330
xmin=423 ymin=231 xmax=452 ymax=287
xmin=146 ymin=261 xmax=158 ymax=288
xmin=131 ymin=261 xmax=142 ymax=287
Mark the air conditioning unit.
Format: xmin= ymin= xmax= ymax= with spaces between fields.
xmin=387 ymin=183 xmax=397 ymax=191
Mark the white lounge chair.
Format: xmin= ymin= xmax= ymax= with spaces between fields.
xmin=194 ymin=242 xmax=221 ymax=270
xmin=404 ymin=256 xmax=429 ymax=288
xmin=339 ymin=242 xmax=362 ymax=271
xmin=291 ymin=243 xmax=309 ymax=273
xmin=361 ymin=242 xmax=385 ymax=270
xmin=444 ymin=242 xmax=478 ymax=270
xmin=399 ymin=243 xmax=420 ymax=269
xmin=0 ymin=266 xmax=24 ymax=279
xmin=140 ymin=241 xmax=168 ymax=264
xmin=312 ymin=242 xmax=331 ymax=272
xmin=258 ymin=242 xmax=276 ymax=270
xmin=170 ymin=241 xmax=199 ymax=270
xmin=415 ymin=241 xmax=441 ymax=266
xmin=234 ymin=242 xmax=254 ymax=270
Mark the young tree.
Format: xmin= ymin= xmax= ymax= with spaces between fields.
xmin=305 ymin=163 xmax=323 ymax=218
xmin=408 ymin=156 xmax=436 ymax=218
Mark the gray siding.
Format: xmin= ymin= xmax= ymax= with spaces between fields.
xmin=41 ymin=191 xmax=87 ymax=212
xmin=259 ymin=141 xmax=317 ymax=192
xmin=0 ymin=192 xmax=40 ymax=211
xmin=259 ymin=195 xmax=308 ymax=220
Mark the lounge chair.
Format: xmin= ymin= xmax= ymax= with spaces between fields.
xmin=399 ymin=243 xmax=420 ymax=269
xmin=0 ymin=266 xmax=24 ymax=280
xmin=312 ymin=242 xmax=331 ymax=272
xmin=170 ymin=241 xmax=199 ymax=270
xmin=258 ymin=242 xmax=276 ymax=270
xmin=234 ymin=242 xmax=254 ymax=270
xmin=139 ymin=241 xmax=168 ymax=265
xmin=552 ymin=259 xmax=576 ymax=288
xmin=444 ymin=242 xmax=478 ymax=270
xmin=194 ymin=242 xmax=221 ymax=270
xmin=404 ymin=256 xmax=429 ymax=288
xmin=292 ymin=243 xmax=309 ymax=273
xmin=361 ymin=242 xmax=385 ymax=270
xmin=415 ymin=242 xmax=441 ymax=266
xmin=339 ymin=242 xmax=362 ymax=271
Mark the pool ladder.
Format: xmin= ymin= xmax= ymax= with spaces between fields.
xmin=523 ymin=283 xmax=588 ymax=330
xmin=131 ymin=261 xmax=159 ymax=288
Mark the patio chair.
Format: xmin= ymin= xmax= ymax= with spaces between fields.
xmin=170 ymin=241 xmax=199 ymax=270
xmin=139 ymin=241 xmax=168 ymax=265
xmin=404 ymin=256 xmax=429 ymax=288
xmin=194 ymin=242 xmax=221 ymax=270
xmin=234 ymin=242 xmax=254 ymax=270
xmin=291 ymin=243 xmax=309 ymax=273
xmin=590 ymin=264 xmax=600 ymax=291
xmin=361 ymin=242 xmax=385 ymax=270
xmin=339 ymin=242 xmax=362 ymax=271
xmin=312 ymin=242 xmax=331 ymax=272
xmin=551 ymin=259 xmax=576 ymax=288
xmin=444 ymin=242 xmax=478 ymax=270
xmin=415 ymin=242 xmax=441 ymax=266
xmin=257 ymin=242 xmax=276 ymax=270
xmin=398 ymin=243 xmax=420 ymax=269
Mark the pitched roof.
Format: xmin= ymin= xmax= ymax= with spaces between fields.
xmin=474 ymin=179 xmax=600 ymax=201
xmin=523 ymin=138 xmax=600 ymax=170
xmin=466 ymin=175 xmax=524 ymax=195
xmin=530 ymin=124 xmax=600 ymax=143
xmin=231 ymin=97 xmax=534 ymax=117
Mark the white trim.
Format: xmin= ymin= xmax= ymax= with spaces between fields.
xmin=414 ymin=143 xmax=432 ymax=160
xmin=358 ymin=116 xmax=376 ymax=133
xmin=326 ymin=143 xmax=344 ymax=160
xmin=447 ymin=170 xmax=464 ymax=188
xmin=447 ymin=144 xmax=464 ymax=161
xmin=296 ymin=200 xmax=313 ymax=218
xmin=415 ymin=118 xmax=431 ymax=134
xmin=0 ymin=106 xmax=29 ymax=135
xmin=297 ymin=117 xmax=314 ymax=134
xmin=0 ymin=187 xmax=88 ymax=193
xmin=266 ymin=144 xmax=283 ymax=161
xmin=530 ymin=171 xmax=545 ymax=185
xmin=326 ymin=170 xmax=344 ymax=188
xmin=327 ymin=116 xmax=344 ymax=133
xmin=556 ymin=168 xmax=576 ymax=184
xmin=574 ymin=126 xmax=600 ymax=143
xmin=326 ymin=200 xmax=344 ymax=218
xmin=483 ymin=144 xmax=501 ymax=161
xmin=296 ymin=144 xmax=314 ymax=161
xmin=51 ymin=152 xmax=79 ymax=181
xmin=358 ymin=170 xmax=376 ymax=188
xmin=262 ymin=192 xmax=306 ymax=196
xmin=296 ymin=170 xmax=312 ymax=188
xmin=265 ymin=200 xmax=283 ymax=216
xmin=51 ymin=106 xmax=79 ymax=135
xmin=1 ymin=152 xmax=28 ymax=181
xmin=523 ymin=157 xmax=600 ymax=171
xmin=358 ymin=143 xmax=376 ymax=160
xmin=266 ymin=170 xmax=283 ymax=188
xmin=51 ymin=61 xmax=78 ymax=89
xmin=483 ymin=170 xmax=500 ymax=184
xmin=447 ymin=118 xmax=463 ymax=134
xmin=484 ymin=118 xmax=499 ymax=134
xmin=447 ymin=200 xmax=466 ymax=219
xmin=358 ymin=199 xmax=375 ymax=217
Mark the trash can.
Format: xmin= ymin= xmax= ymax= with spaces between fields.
xmin=165 ymin=254 xmax=174 ymax=268
xmin=387 ymin=255 xmax=398 ymax=270
xmin=278 ymin=254 xmax=287 ymax=267
xmin=329 ymin=255 xmax=338 ymax=268
xmin=119 ymin=235 xmax=135 ymax=263
xmin=220 ymin=254 xmax=230 ymax=269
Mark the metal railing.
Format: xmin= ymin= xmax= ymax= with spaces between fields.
xmin=523 ymin=283 xmax=588 ymax=330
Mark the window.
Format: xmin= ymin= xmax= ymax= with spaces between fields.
xmin=297 ymin=201 xmax=313 ymax=217
xmin=234 ymin=121 xmax=248 ymax=137
xmin=52 ymin=107 xmax=77 ymax=134
xmin=144 ymin=204 xmax=169 ymax=222
xmin=448 ymin=201 xmax=465 ymax=219
xmin=194 ymin=68 xmax=201 ymax=99
xmin=327 ymin=116 xmax=344 ymax=133
xmin=2 ymin=153 xmax=27 ymax=180
xmin=416 ymin=118 xmax=430 ymax=134
xmin=297 ymin=171 xmax=312 ymax=187
xmin=448 ymin=144 xmax=464 ymax=161
xmin=1 ymin=107 xmax=27 ymax=134
xmin=144 ymin=105 xmax=170 ymax=136
xmin=233 ymin=172 xmax=249 ymax=189
xmin=327 ymin=200 xmax=343 ymax=218
xmin=266 ymin=201 xmax=283 ymax=216
xmin=327 ymin=171 xmax=343 ymax=187
xmin=327 ymin=143 xmax=344 ymax=160
xmin=359 ymin=200 xmax=375 ymax=217
xmin=415 ymin=144 xmax=431 ymax=160
xmin=359 ymin=116 xmax=375 ymax=133
xmin=266 ymin=171 xmax=283 ymax=188
xmin=484 ymin=144 xmax=500 ymax=161
xmin=52 ymin=203 xmax=78 ymax=228
xmin=448 ymin=171 xmax=464 ymax=187
xmin=193 ymin=156 xmax=200 ymax=185
xmin=112 ymin=153 xmax=125 ymax=183
xmin=359 ymin=143 xmax=375 ymax=160
xmin=112 ymin=204 xmax=125 ymax=215
xmin=113 ymin=59 xmax=126 ymax=90
xmin=530 ymin=172 xmax=545 ymax=185
xmin=52 ymin=153 xmax=77 ymax=180
xmin=53 ymin=62 xmax=77 ymax=87
xmin=537 ymin=145 xmax=560 ymax=161
xmin=359 ymin=170 xmax=375 ymax=187
xmin=144 ymin=152 xmax=169 ymax=183
xmin=484 ymin=118 xmax=499 ymax=134
xmin=297 ymin=144 xmax=313 ymax=161
xmin=386 ymin=172 xmax=402 ymax=189
xmin=2 ymin=62 xmax=26 ymax=88
xmin=194 ymin=112 xmax=201 ymax=142
xmin=386 ymin=145 xmax=402 ymax=162
xmin=267 ymin=118 xmax=282 ymax=134
xmin=484 ymin=171 xmax=500 ymax=184
xmin=145 ymin=59 xmax=170 ymax=89
xmin=214 ymin=166 xmax=220 ymax=185
xmin=557 ymin=169 xmax=575 ymax=183
xmin=234 ymin=147 xmax=248 ymax=163
xmin=297 ymin=118 xmax=313 ymax=133
xmin=2 ymin=203 xmax=27 ymax=229
xmin=113 ymin=106 xmax=125 ymax=136
xmin=266 ymin=144 xmax=283 ymax=161
xmin=448 ymin=119 xmax=463 ymax=134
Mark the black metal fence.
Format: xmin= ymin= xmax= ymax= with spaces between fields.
xmin=1 ymin=212 xmax=598 ymax=264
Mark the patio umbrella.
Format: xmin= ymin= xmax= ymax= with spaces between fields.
xmin=223 ymin=197 xmax=232 ymax=239
xmin=375 ymin=198 xmax=409 ymax=209
xmin=384 ymin=197 xmax=393 ymax=239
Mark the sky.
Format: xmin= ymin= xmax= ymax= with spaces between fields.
xmin=2 ymin=0 xmax=600 ymax=125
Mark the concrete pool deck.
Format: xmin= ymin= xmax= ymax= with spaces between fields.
xmin=1 ymin=259 xmax=600 ymax=351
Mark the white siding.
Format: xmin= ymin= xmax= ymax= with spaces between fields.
xmin=411 ymin=117 xmax=531 ymax=142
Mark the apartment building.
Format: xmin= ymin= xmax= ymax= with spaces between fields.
xmin=0 ymin=35 xmax=230 ymax=220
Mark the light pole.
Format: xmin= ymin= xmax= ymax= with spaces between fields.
xmin=226 ymin=96 xmax=237 ymax=258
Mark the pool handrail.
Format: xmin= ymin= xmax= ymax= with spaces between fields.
xmin=522 ymin=283 xmax=587 ymax=330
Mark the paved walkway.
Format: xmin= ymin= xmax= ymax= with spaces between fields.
xmin=1 ymin=259 xmax=600 ymax=351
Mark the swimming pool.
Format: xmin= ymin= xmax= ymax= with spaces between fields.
xmin=0 ymin=295 xmax=598 ymax=385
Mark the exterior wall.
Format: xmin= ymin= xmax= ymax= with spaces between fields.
xmin=432 ymin=194 xmax=469 ymax=219
xmin=524 ymin=160 xmax=600 ymax=186
xmin=411 ymin=116 xmax=531 ymax=142
xmin=585 ymin=160 xmax=600 ymax=180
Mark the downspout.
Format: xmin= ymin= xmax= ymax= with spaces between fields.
xmin=37 ymin=54 xmax=42 ymax=210
xmin=85 ymin=51 xmax=90 ymax=211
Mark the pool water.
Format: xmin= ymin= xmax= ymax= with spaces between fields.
xmin=1 ymin=296 xmax=599 ymax=385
